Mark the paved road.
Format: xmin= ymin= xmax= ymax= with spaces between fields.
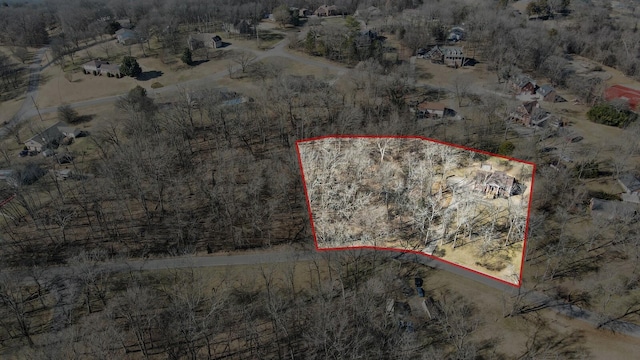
xmin=0 ymin=47 xmax=48 ymax=137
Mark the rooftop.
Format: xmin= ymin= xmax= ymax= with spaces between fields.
xmin=618 ymin=173 xmax=640 ymax=193
xmin=538 ymin=84 xmax=554 ymax=97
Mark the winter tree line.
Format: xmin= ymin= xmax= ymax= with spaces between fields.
xmin=0 ymin=0 xmax=639 ymax=357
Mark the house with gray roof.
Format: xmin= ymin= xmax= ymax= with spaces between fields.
xmin=24 ymin=122 xmax=81 ymax=153
xmin=538 ymin=84 xmax=566 ymax=102
xmin=617 ymin=173 xmax=640 ymax=203
xmin=590 ymin=198 xmax=640 ymax=220
xmin=115 ymin=29 xmax=139 ymax=45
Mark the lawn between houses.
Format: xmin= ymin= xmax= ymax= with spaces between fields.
xmin=297 ymin=137 xmax=534 ymax=285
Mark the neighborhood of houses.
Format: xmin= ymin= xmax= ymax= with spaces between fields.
xmin=11 ymin=4 xmax=640 ymax=224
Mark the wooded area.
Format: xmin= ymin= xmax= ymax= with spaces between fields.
xmin=0 ymin=0 xmax=639 ymax=358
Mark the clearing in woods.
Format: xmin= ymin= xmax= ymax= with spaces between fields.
xmin=296 ymin=135 xmax=535 ymax=287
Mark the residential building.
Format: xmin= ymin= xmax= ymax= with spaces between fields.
xmin=187 ymin=33 xmax=223 ymax=51
xmin=82 ymin=60 xmax=121 ymax=77
xmin=617 ymin=173 xmax=640 ymax=203
xmin=223 ymin=19 xmax=253 ymax=35
xmin=24 ymin=122 xmax=81 ymax=152
xmin=116 ymin=19 xmax=132 ymax=29
xmin=538 ymin=84 xmax=566 ymax=102
xmin=474 ymin=169 xmax=519 ymax=198
xmin=423 ymin=46 xmax=466 ymax=67
xmin=115 ymin=28 xmax=139 ymax=45
xmin=415 ymin=101 xmax=455 ymax=118
xmin=508 ymin=100 xmax=550 ymax=126
xmin=510 ymin=75 xmax=537 ymax=95
xmin=314 ymin=5 xmax=338 ymax=16
xmin=299 ymin=8 xmax=312 ymax=17
xmin=590 ymin=198 xmax=640 ymax=220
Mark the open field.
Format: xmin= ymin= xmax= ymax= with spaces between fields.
xmin=0 ymin=98 xmax=23 ymax=124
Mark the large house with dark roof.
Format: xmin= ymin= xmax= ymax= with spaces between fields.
xmin=423 ymin=46 xmax=466 ymax=67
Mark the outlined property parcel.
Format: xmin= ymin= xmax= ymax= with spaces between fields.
xmin=296 ymin=135 xmax=536 ymax=286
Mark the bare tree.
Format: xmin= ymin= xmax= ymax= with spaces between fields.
xmin=231 ymin=50 xmax=257 ymax=73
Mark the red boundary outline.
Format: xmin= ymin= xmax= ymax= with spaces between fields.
xmin=295 ymin=134 xmax=537 ymax=289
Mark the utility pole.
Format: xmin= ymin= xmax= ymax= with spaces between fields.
xmin=31 ymin=96 xmax=43 ymax=122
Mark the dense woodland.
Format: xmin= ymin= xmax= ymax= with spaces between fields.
xmin=0 ymin=0 xmax=639 ymax=358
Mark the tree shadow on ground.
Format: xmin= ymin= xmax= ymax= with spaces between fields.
xmin=72 ymin=114 xmax=94 ymax=124
xmin=136 ymin=70 xmax=163 ymax=81
xmin=191 ymin=59 xmax=210 ymax=66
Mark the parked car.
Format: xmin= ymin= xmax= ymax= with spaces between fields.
xmin=19 ymin=150 xmax=28 ymax=157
